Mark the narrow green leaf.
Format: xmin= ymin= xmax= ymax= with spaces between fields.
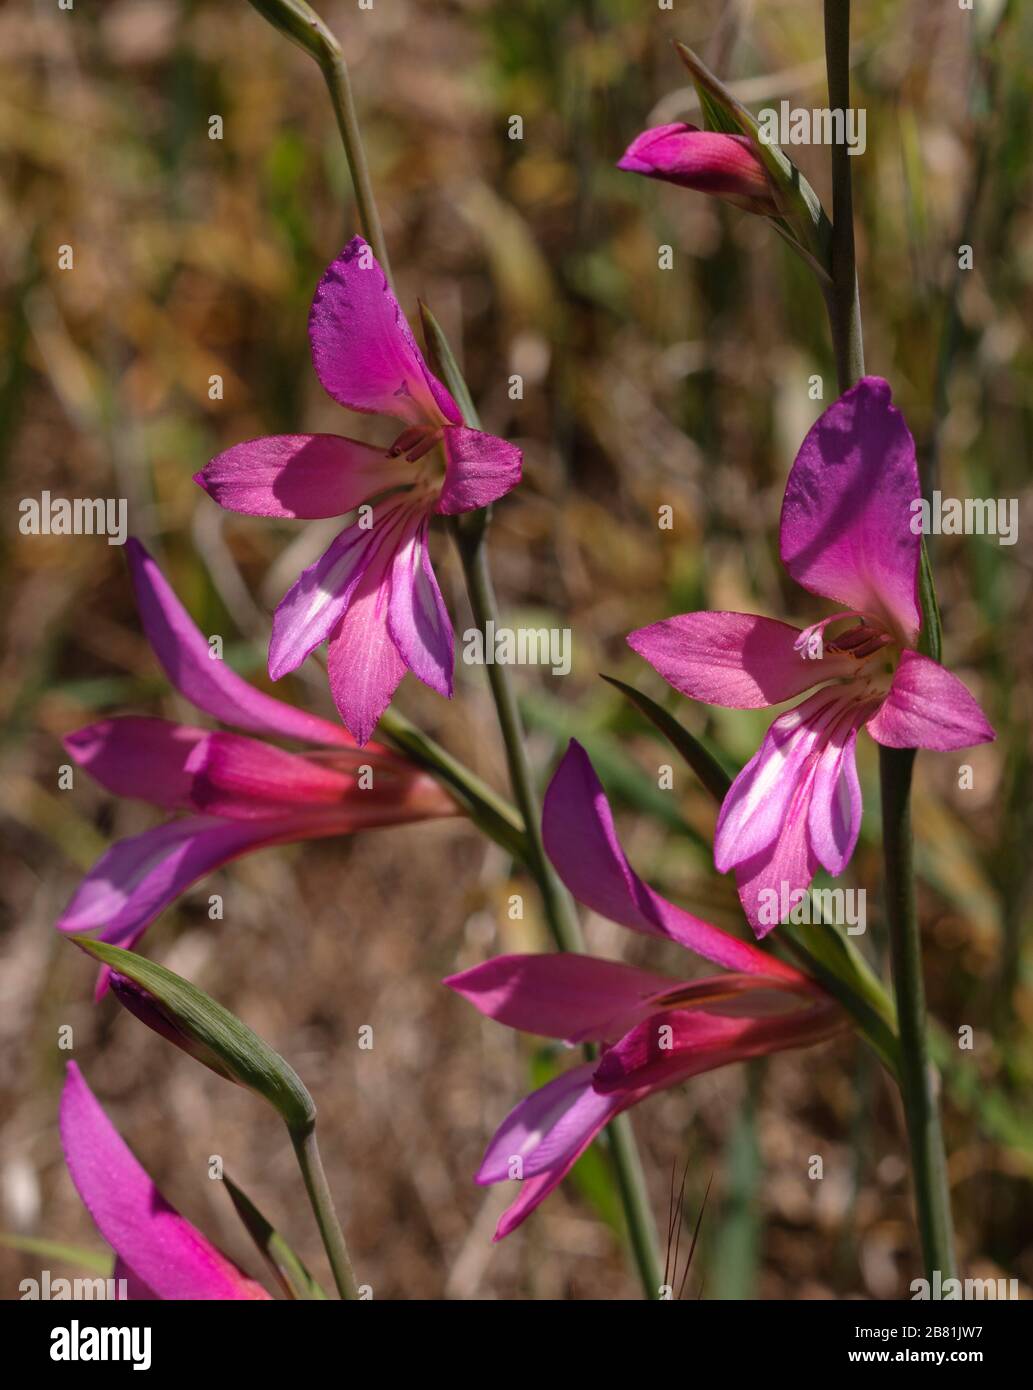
xmin=223 ymin=1175 xmax=326 ymax=1300
xmin=417 ymin=300 xmax=482 ymax=429
xmin=0 ymin=1233 xmax=112 ymax=1275
xmin=601 ymin=674 xmax=734 ymax=804
xmin=72 ymin=938 xmax=316 ymax=1134
xmin=917 ymin=536 xmax=943 ymax=664
xmin=376 ymin=706 xmax=529 ymax=864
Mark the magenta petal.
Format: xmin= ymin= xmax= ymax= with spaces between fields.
xmin=806 ymin=722 xmax=864 ymax=875
xmin=628 ymin=612 xmax=855 ymax=709
xmin=386 ymin=515 xmax=454 ymax=699
xmin=268 ymin=518 xmax=391 ymax=681
xmin=444 ymin=953 xmax=677 ymax=1043
xmin=186 ymin=732 xmax=361 ymax=818
xmin=325 ymin=523 xmax=410 ymax=744
xmin=593 ymin=1004 xmax=843 ymax=1094
xmin=780 ymin=377 xmax=922 ymax=644
xmin=866 ymin=650 xmax=996 ymax=750
xmin=714 ymin=688 xmax=844 ymax=873
xmin=60 ymin=1063 xmax=270 ymax=1300
xmin=617 ymin=123 xmax=778 ymax=214
xmin=125 ymin=540 xmax=353 ymax=748
xmin=55 ymin=812 xmax=337 ymax=953
xmin=196 ymin=434 xmax=410 ymax=519
xmin=308 ymin=236 xmax=459 ymax=428
xmin=732 ymin=792 xmax=821 ymax=939
xmin=64 ymin=719 xmax=206 ymax=810
xmin=543 ymin=740 xmax=806 ymax=981
xmin=476 ymin=1062 xmax=624 ymax=1185
xmin=436 ymin=426 xmax=523 ymax=515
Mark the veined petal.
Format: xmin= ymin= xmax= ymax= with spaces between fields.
xmin=325 ymin=521 xmax=411 ymax=745
xmin=593 ymin=1004 xmax=845 ymax=1094
xmin=476 ymin=1062 xmax=625 ymax=1186
xmin=386 ymin=514 xmax=453 ymax=699
xmin=714 ymin=687 xmax=846 ymax=873
xmin=308 ymin=237 xmax=460 ymax=428
xmin=732 ymin=786 xmax=821 ymax=939
xmin=268 ymin=505 xmax=408 ymax=680
xmin=436 ymin=426 xmax=523 ymax=515
xmin=444 ymin=953 xmax=678 ymax=1043
xmin=617 ymin=124 xmax=778 ymax=215
xmin=780 ymin=377 xmax=922 ymax=644
xmin=195 ymin=434 xmax=411 ymax=519
xmin=866 ymin=650 xmax=996 ymax=751
xmin=125 ymin=539 xmax=354 ymax=749
xmin=60 ymin=1063 xmax=270 ymax=1300
xmin=806 ymin=715 xmax=865 ymax=875
xmin=628 ymin=612 xmax=854 ymax=709
xmin=542 ymin=740 xmax=806 ymax=982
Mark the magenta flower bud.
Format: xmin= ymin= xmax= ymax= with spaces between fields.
xmin=617 ymin=122 xmax=779 ymax=216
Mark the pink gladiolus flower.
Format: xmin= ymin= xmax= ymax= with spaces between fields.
xmin=195 ymin=236 xmax=522 ymax=744
xmin=446 ymin=740 xmax=845 ymax=1239
xmin=617 ymin=122 xmax=779 ymax=215
xmin=629 ymin=377 xmax=995 ymax=936
xmin=56 ymin=539 xmax=456 ymax=985
xmin=60 ymin=1062 xmax=271 ymax=1300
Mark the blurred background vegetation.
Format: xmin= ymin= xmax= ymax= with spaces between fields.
xmin=1 ymin=0 xmax=1030 ymax=1299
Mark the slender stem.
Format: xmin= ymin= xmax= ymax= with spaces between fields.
xmin=450 ymin=517 xmax=662 ymax=1298
xmin=822 ymin=0 xmax=956 ymax=1280
xmin=822 ymin=0 xmax=864 ymax=390
xmin=321 ymin=51 xmax=392 ymax=283
xmin=250 ymin=0 xmax=661 ymax=1301
xmin=450 ymin=524 xmax=582 ymax=954
xmin=290 ymin=1125 xmax=360 ymax=1300
xmin=879 ymin=750 xmax=957 ymax=1277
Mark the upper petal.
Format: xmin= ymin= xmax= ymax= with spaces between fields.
xmin=866 ymin=650 xmax=996 ymax=750
xmin=628 ymin=612 xmax=855 ymax=709
xmin=125 ymin=539 xmax=354 ymax=748
xmin=436 ymin=426 xmax=523 ymax=515
xmin=444 ymin=953 xmax=678 ymax=1044
xmin=542 ymin=740 xmax=807 ymax=982
xmin=308 ymin=237 xmax=460 ymax=428
xmin=60 ymin=1063 xmax=270 ymax=1300
xmin=779 ymin=377 xmax=922 ymax=644
xmin=195 ymin=434 xmax=411 ymax=519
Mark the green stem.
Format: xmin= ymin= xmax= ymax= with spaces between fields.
xmin=290 ymin=1125 xmax=360 ymax=1300
xmin=879 ymin=749 xmax=957 ymax=1277
xmin=246 ymin=1 xmax=391 ymax=281
xmin=822 ymin=0 xmax=956 ymax=1281
xmin=451 ymin=515 xmax=662 ymax=1299
xmin=322 ymin=49 xmax=392 ymax=281
xmin=822 ymin=0 xmax=864 ymax=390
